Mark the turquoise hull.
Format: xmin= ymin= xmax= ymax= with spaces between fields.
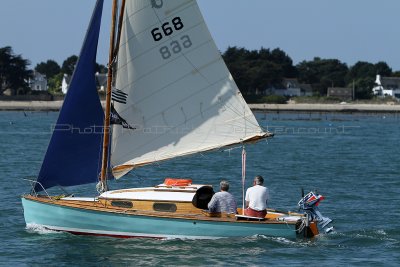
xmin=22 ymin=198 xmax=298 ymax=239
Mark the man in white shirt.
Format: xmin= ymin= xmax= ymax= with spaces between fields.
xmin=244 ymin=175 xmax=269 ymax=218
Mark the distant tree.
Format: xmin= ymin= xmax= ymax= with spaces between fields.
xmin=47 ymin=73 xmax=64 ymax=94
xmin=220 ymin=47 xmax=396 ymax=101
xmin=96 ymin=63 xmax=107 ymax=74
xmin=0 ymin=46 xmax=31 ymax=94
xmin=35 ymin=60 xmax=60 ymax=79
xmin=61 ymin=55 xmax=78 ymax=75
xmin=345 ymin=61 xmax=375 ymax=81
xmin=392 ymin=71 xmax=400 ymax=77
xmin=374 ymin=61 xmax=392 ymax=76
xmin=297 ymin=57 xmax=348 ymax=95
xmin=223 ymin=47 xmax=253 ymax=94
xmin=353 ymin=77 xmax=375 ymax=99
xmin=269 ymin=48 xmax=298 ymax=78
xmin=64 ymin=56 xmax=107 ymax=75
xmin=222 ymin=47 xmax=296 ymax=94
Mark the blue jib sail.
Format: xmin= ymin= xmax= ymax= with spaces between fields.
xmin=35 ymin=0 xmax=104 ymax=192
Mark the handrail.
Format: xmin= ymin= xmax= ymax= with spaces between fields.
xmin=22 ymin=179 xmax=52 ymax=201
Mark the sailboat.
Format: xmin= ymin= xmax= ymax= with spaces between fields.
xmin=22 ymin=0 xmax=332 ymax=239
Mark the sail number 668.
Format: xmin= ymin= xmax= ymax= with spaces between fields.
xmin=151 ymin=17 xmax=184 ymax=42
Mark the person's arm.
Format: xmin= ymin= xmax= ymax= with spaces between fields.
xmin=207 ymin=195 xmax=217 ymax=212
xmin=245 ymin=189 xmax=250 ymax=208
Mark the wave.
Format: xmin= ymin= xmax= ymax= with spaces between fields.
xmin=25 ymin=223 xmax=61 ymax=235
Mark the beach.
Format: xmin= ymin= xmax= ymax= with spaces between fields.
xmin=249 ymin=103 xmax=400 ymax=112
xmin=1 ymin=100 xmax=399 ymax=112
xmin=0 ymin=100 xmax=64 ymax=111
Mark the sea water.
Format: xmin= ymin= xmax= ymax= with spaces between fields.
xmin=0 ymin=111 xmax=399 ymax=266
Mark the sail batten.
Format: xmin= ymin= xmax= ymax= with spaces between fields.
xmin=111 ymin=0 xmax=268 ymax=178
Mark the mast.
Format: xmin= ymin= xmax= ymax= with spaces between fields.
xmin=99 ymin=0 xmax=119 ymax=192
xmin=114 ymin=0 xmax=126 ymax=60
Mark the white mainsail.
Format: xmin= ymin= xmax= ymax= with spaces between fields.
xmin=111 ymin=0 xmax=268 ymax=178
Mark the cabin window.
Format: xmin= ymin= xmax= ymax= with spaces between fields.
xmin=111 ymin=201 xmax=133 ymax=209
xmin=153 ymin=203 xmax=177 ymax=212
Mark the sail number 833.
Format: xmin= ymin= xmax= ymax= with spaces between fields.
xmin=151 ymin=17 xmax=193 ymax=60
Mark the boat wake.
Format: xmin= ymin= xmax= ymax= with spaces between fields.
xmin=26 ymin=223 xmax=61 ymax=235
xmin=249 ymin=234 xmax=300 ymax=246
xmin=351 ymin=229 xmax=399 ymax=244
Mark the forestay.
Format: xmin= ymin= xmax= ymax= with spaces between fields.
xmin=111 ymin=0 xmax=268 ymax=178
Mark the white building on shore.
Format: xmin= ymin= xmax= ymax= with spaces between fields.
xmin=263 ymin=78 xmax=313 ymax=97
xmin=373 ymin=75 xmax=400 ymax=99
xmin=29 ymin=71 xmax=47 ymax=91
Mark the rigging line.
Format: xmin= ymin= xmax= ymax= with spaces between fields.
xmin=97 ymin=133 xmax=104 ymax=179
xmin=129 ymin=171 xmax=145 ymax=184
xmin=213 ymin=96 xmax=263 ymax=130
xmin=222 ymin=102 xmax=263 ymax=130
xmin=218 ymin=90 xmax=266 ymax=130
xmin=113 ymin=0 xmax=126 ymax=60
xmin=116 ymin=2 xmax=150 ymax=49
xmin=99 ymin=0 xmax=118 ymax=191
xmin=222 ymin=145 xmax=243 ymax=153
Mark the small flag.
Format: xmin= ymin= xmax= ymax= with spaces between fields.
xmin=110 ymin=104 xmax=136 ymax=130
xmin=112 ymin=88 xmax=128 ymax=104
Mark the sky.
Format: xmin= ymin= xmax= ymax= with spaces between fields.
xmin=1 ymin=0 xmax=399 ymax=71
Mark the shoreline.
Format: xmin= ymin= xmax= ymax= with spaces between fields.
xmin=250 ymin=103 xmax=400 ymax=113
xmin=0 ymin=100 xmax=400 ymax=113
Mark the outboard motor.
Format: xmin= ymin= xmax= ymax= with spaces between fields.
xmin=298 ymin=191 xmax=334 ymax=233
